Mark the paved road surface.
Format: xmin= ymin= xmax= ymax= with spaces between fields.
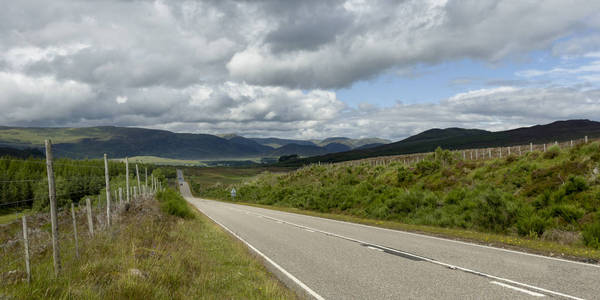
xmin=179 ymin=179 xmax=599 ymax=299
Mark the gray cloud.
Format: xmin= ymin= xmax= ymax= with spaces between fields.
xmin=0 ymin=0 xmax=599 ymax=139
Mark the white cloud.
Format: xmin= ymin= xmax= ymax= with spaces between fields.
xmin=0 ymin=0 xmax=599 ymax=139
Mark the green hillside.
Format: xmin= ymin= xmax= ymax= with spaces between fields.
xmin=197 ymin=142 xmax=600 ymax=257
xmin=290 ymin=120 xmax=600 ymax=165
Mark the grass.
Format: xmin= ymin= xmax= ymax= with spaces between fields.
xmin=1 ymin=198 xmax=296 ymax=299
xmin=128 ymin=156 xmax=206 ymax=166
xmin=179 ymin=166 xmax=293 ymax=187
xmin=0 ymin=210 xmax=29 ymax=224
xmin=196 ymin=143 xmax=600 ymax=259
xmin=224 ymin=200 xmax=600 ymax=262
xmin=156 ymin=188 xmax=195 ymax=218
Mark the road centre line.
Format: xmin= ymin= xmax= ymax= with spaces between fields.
xmin=490 ymin=281 xmax=545 ymax=297
xmin=223 ymin=204 xmax=584 ymax=300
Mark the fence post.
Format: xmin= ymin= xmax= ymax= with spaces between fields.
xmin=134 ymin=186 xmax=137 ymax=200
xmin=571 ymin=140 xmax=573 ymax=147
xmin=508 ymin=147 xmax=511 ymax=156
xmin=136 ymin=164 xmax=141 ymax=194
xmin=530 ymin=142 xmax=533 ymax=152
xmin=45 ymin=139 xmax=61 ymax=276
xmin=488 ymin=148 xmax=491 ymax=158
xmin=71 ymin=203 xmax=79 ymax=259
xmin=104 ymin=154 xmax=111 ymax=227
xmin=518 ymin=146 xmax=521 ymax=156
xmin=585 ymin=136 xmax=588 ymax=143
xmin=145 ymin=167 xmax=148 ymax=191
xmin=543 ymin=144 xmax=546 ymax=152
xmin=126 ymin=157 xmax=130 ymax=203
xmin=22 ymin=216 xmax=31 ymax=283
xmin=86 ymin=197 xmax=94 ymax=237
xmin=119 ymin=187 xmax=123 ymax=207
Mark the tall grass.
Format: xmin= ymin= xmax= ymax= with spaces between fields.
xmin=1 ymin=198 xmax=295 ymax=299
xmin=197 ymin=143 xmax=600 ymax=250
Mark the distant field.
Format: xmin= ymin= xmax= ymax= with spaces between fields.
xmin=179 ymin=166 xmax=294 ymax=188
xmin=0 ymin=127 xmax=111 ymax=146
xmin=128 ymin=156 xmax=206 ymax=166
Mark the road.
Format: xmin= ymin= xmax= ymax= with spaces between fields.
xmin=179 ymin=179 xmax=599 ymax=299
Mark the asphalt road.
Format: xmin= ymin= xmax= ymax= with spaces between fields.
xmin=179 ymin=181 xmax=599 ymax=299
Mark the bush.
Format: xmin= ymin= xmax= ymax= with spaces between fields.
xmin=583 ymin=221 xmax=600 ymax=249
xmin=397 ymin=166 xmax=414 ymax=186
xmin=550 ymin=204 xmax=585 ymax=224
xmin=156 ymin=188 xmax=195 ymax=219
xmin=563 ymin=175 xmax=588 ymax=195
xmin=516 ymin=214 xmax=548 ymax=237
xmin=543 ymin=145 xmax=561 ymax=159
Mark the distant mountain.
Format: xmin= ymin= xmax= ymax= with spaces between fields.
xmin=0 ymin=126 xmax=388 ymax=160
xmin=249 ymin=137 xmax=317 ymax=148
xmin=286 ymin=119 xmax=600 ymax=165
xmin=0 ymin=147 xmax=44 ymax=158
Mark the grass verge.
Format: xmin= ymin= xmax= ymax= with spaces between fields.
xmin=1 ymin=198 xmax=296 ymax=299
xmin=217 ymin=199 xmax=600 ymax=263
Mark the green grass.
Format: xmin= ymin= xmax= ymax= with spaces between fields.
xmin=156 ymin=188 xmax=195 ymax=218
xmin=225 ymin=201 xmax=600 ymax=262
xmin=128 ymin=156 xmax=206 ymax=166
xmin=0 ymin=210 xmax=29 ymax=224
xmin=180 ymin=166 xmax=293 ymax=187
xmin=1 ymin=199 xmax=296 ymax=299
xmin=196 ymin=143 xmax=600 ymax=259
xmin=0 ymin=127 xmax=112 ymax=146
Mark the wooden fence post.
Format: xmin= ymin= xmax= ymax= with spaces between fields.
xmin=145 ymin=167 xmax=148 ymax=191
xmin=71 ymin=203 xmax=79 ymax=259
xmin=22 ymin=216 xmax=31 ymax=283
xmin=508 ymin=147 xmax=511 ymax=156
xmin=543 ymin=144 xmax=546 ymax=152
xmin=104 ymin=154 xmax=111 ymax=227
xmin=45 ymin=139 xmax=61 ymax=276
xmin=126 ymin=157 xmax=130 ymax=203
xmin=119 ymin=187 xmax=123 ymax=207
xmin=488 ymin=148 xmax=491 ymax=158
xmin=136 ymin=164 xmax=141 ymax=194
xmin=570 ymin=140 xmax=573 ymax=147
xmin=86 ymin=197 xmax=94 ymax=237
xmin=585 ymin=136 xmax=588 ymax=143
xmin=530 ymin=142 xmax=533 ymax=152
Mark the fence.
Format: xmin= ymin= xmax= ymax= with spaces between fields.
xmin=0 ymin=139 xmax=163 ymax=284
xmin=323 ymin=136 xmax=595 ymax=168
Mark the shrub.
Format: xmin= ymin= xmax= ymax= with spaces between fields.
xmin=543 ymin=145 xmax=561 ymax=159
xmin=563 ymin=175 xmax=588 ymax=195
xmin=583 ymin=220 xmax=600 ymax=249
xmin=516 ymin=214 xmax=548 ymax=237
xmin=156 ymin=188 xmax=195 ymax=218
xmin=396 ymin=166 xmax=414 ymax=186
xmin=415 ymin=159 xmax=440 ymax=176
xmin=550 ymin=204 xmax=585 ymax=224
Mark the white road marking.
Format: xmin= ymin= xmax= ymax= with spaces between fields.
xmin=490 ymin=281 xmax=545 ymax=297
xmin=187 ymin=198 xmax=326 ymax=300
xmin=304 ymin=229 xmax=315 ymax=233
xmin=242 ymin=204 xmax=599 ymax=269
xmin=367 ymin=246 xmax=384 ymax=252
xmin=224 ymin=205 xmax=584 ymax=300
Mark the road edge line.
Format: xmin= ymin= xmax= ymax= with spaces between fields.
xmin=187 ymin=198 xmax=326 ymax=300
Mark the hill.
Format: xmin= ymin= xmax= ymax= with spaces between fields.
xmin=0 ymin=126 xmax=388 ymax=160
xmin=290 ymin=120 xmax=600 ymax=165
xmin=197 ymin=142 xmax=600 ymax=256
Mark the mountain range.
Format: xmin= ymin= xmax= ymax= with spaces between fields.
xmin=0 ymin=126 xmax=389 ymax=159
xmin=1 ymin=120 xmax=598 ymax=163
xmin=286 ymin=119 xmax=600 ymax=165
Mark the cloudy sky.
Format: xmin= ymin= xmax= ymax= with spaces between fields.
xmin=1 ymin=0 xmax=600 ymax=141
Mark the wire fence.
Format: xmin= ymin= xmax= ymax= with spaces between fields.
xmin=323 ymin=136 xmax=596 ymax=168
xmin=1 ymin=142 xmax=163 ymax=285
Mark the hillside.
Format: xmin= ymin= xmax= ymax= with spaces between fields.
xmin=196 ymin=142 xmax=600 ymax=256
xmin=0 ymin=126 xmax=388 ymax=160
xmin=291 ymin=120 xmax=600 ymax=165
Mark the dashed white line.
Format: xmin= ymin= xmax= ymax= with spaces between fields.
xmin=491 ymin=281 xmax=545 ymax=297
xmin=225 ymin=205 xmax=584 ymax=300
xmin=304 ymin=229 xmax=315 ymax=233
xmin=367 ymin=246 xmax=384 ymax=252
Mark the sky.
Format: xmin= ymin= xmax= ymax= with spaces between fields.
xmin=1 ymin=0 xmax=600 ymax=141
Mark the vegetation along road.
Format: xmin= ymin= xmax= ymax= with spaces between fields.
xmin=180 ymin=179 xmax=600 ymax=299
